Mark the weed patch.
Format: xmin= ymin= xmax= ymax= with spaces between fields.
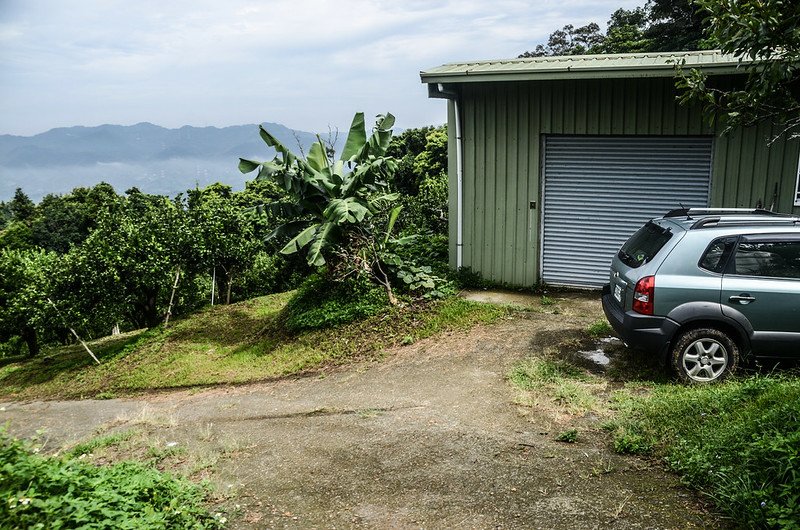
xmin=556 ymin=429 xmax=578 ymax=443
xmin=65 ymin=429 xmax=138 ymax=458
xmin=282 ymin=275 xmax=389 ymax=332
xmin=0 ymin=430 xmax=222 ymax=529
xmin=586 ymin=319 xmax=612 ymax=337
xmin=509 ymin=357 xmax=605 ymax=416
xmin=608 ymin=375 xmax=800 ymax=528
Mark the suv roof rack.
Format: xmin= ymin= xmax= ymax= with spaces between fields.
xmin=664 ymin=207 xmax=786 ymax=218
xmin=690 ymin=216 xmax=800 ymax=229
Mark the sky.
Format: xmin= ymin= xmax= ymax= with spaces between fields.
xmin=0 ymin=0 xmax=641 ymax=137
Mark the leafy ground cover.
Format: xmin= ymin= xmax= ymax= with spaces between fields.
xmin=608 ymin=375 xmax=800 ymax=529
xmin=0 ymin=429 xmax=223 ymax=529
xmin=0 ymin=291 xmax=508 ymax=400
xmin=508 ymin=326 xmax=800 ymax=529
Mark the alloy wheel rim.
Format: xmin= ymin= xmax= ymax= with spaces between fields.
xmin=681 ymin=338 xmax=728 ymax=382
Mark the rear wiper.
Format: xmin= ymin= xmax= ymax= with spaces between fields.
xmin=618 ymin=249 xmax=635 ymax=266
xmin=645 ymin=220 xmax=668 ymax=234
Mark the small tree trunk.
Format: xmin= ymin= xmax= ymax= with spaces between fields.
xmin=164 ymin=268 xmax=181 ymax=326
xmin=211 ymin=268 xmax=216 ymax=305
xmin=384 ymin=283 xmax=398 ymax=306
xmin=21 ymin=327 xmax=39 ymax=357
xmin=373 ymin=262 xmax=398 ymax=306
xmin=225 ymin=267 xmax=234 ymax=305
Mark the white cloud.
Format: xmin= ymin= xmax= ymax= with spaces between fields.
xmin=0 ymin=0 xmax=643 ymax=135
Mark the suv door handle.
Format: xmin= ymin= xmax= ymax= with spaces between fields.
xmin=729 ymin=294 xmax=756 ymax=304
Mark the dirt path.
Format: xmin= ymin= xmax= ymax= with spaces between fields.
xmin=1 ymin=295 xmax=718 ymax=529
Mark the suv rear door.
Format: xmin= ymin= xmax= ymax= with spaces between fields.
xmin=720 ymin=233 xmax=800 ymax=357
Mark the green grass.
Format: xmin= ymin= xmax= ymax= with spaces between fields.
xmin=508 ymin=357 xmax=603 ymax=415
xmin=539 ymin=295 xmax=555 ymax=306
xmin=0 ymin=292 xmax=509 ymax=400
xmin=65 ymin=429 xmax=139 ymax=458
xmin=0 ymin=430 xmax=223 ymax=529
xmin=586 ymin=318 xmax=613 ymax=337
xmin=608 ymin=375 xmax=800 ymax=528
xmin=555 ymin=429 xmax=578 ymax=443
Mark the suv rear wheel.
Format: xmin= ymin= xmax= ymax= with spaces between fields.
xmin=670 ymin=327 xmax=739 ymax=383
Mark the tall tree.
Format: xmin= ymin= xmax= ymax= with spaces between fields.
xmin=599 ymin=8 xmax=650 ymax=53
xmin=0 ymin=249 xmax=57 ymax=357
xmin=645 ymin=0 xmax=708 ymax=51
xmin=678 ymin=0 xmax=800 ymax=140
xmin=9 ymin=189 xmax=35 ymax=223
xmin=519 ymin=23 xmax=604 ymax=57
xmin=519 ymin=1 xmax=711 ymax=57
xmin=0 ymin=202 xmax=11 ymax=231
xmin=186 ymin=185 xmax=259 ymax=304
xmin=72 ymin=190 xmax=189 ymax=328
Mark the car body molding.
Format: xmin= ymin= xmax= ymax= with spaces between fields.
xmin=666 ymin=301 xmax=753 ymax=347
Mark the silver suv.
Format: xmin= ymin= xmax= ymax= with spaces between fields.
xmin=602 ymin=208 xmax=800 ymax=383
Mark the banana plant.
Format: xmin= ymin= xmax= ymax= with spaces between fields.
xmin=239 ymin=113 xmax=398 ymax=267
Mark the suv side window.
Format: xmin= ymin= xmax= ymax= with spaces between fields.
xmin=731 ymin=236 xmax=800 ymax=279
xmin=699 ymin=236 xmax=737 ymax=273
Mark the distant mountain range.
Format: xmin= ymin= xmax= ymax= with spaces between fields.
xmin=0 ymin=122 xmax=338 ymax=201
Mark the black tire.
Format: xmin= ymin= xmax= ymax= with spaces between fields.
xmin=670 ymin=327 xmax=739 ymax=384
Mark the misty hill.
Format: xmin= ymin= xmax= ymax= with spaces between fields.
xmin=0 ymin=122 xmax=336 ymax=201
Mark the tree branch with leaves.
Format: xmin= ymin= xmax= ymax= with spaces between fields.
xmin=677 ymin=0 xmax=800 ymax=141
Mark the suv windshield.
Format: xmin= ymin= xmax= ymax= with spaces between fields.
xmin=618 ymin=221 xmax=673 ymax=268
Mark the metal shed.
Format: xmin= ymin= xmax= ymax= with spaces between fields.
xmin=420 ymin=50 xmax=800 ymax=288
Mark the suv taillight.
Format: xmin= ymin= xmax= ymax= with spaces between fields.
xmin=632 ymin=275 xmax=655 ymax=315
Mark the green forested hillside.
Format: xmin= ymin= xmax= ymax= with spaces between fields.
xmin=0 ymin=119 xmax=449 ymax=361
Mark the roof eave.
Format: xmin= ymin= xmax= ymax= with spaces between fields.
xmin=420 ymin=64 xmax=747 ymax=84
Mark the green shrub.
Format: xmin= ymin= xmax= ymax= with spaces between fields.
xmin=283 ymin=274 xmax=389 ymax=332
xmin=586 ymin=319 xmax=613 ymax=337
xmin=0 ymin=431 xmax=222 ymax=529
xmin=451 ymin=266 xmax=490 ymax=289
xmin=0 ymin=336 xmax=24 ymax=359
xmin=556 ymin=429 xmax=578 ymax=443
xmin=398 ymin=172 xmax=448 ymax=236
xmin=610 ymin=375 xmax=800 ymax=527
xmin=235 ymin=251 xmax=307 ymax=300
xmin=392 ymin=233 xmax=449 ymax=277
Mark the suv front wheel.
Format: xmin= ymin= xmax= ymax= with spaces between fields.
xmin=670 ymin=327 xmax=739 ymax=383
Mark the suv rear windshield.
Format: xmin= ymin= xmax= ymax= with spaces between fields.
xmin=618 ymin=221 xmax=673 ymax=268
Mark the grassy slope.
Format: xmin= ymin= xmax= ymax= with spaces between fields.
xmin=0 ymin=293 xmax=508 ymax=400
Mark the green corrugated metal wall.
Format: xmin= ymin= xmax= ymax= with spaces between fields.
xmin=448 ymin=76 xmax=800 ymax=286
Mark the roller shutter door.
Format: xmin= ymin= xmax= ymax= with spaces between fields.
xmin=542 ymin=136 xmax=712 ymax=288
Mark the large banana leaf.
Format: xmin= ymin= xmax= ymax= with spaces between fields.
xmin=265 ymin=219 xmax=311 ymax=242
xmin=238 ymin=112 xmax=398 ymax=269
xmin=238 ymin=158 xmax=260 ymax=173
xmin=307 ymin=222 xmax=335 ymax=266
xmin=306 ymin=138 xmax=329 ymax=172
xmin=384 ymin=205 xmax=403 ymax=245
xmin=340 ymin=113 xmax=366 ymax=162
xmin=279 ymin=224 xmax=319 ymax=255
xmin=323 ymin=197 xmax=370 ymax=224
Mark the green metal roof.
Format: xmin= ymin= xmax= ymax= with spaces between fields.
xmin=420 ymin=50 xmax=751 ymax=84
